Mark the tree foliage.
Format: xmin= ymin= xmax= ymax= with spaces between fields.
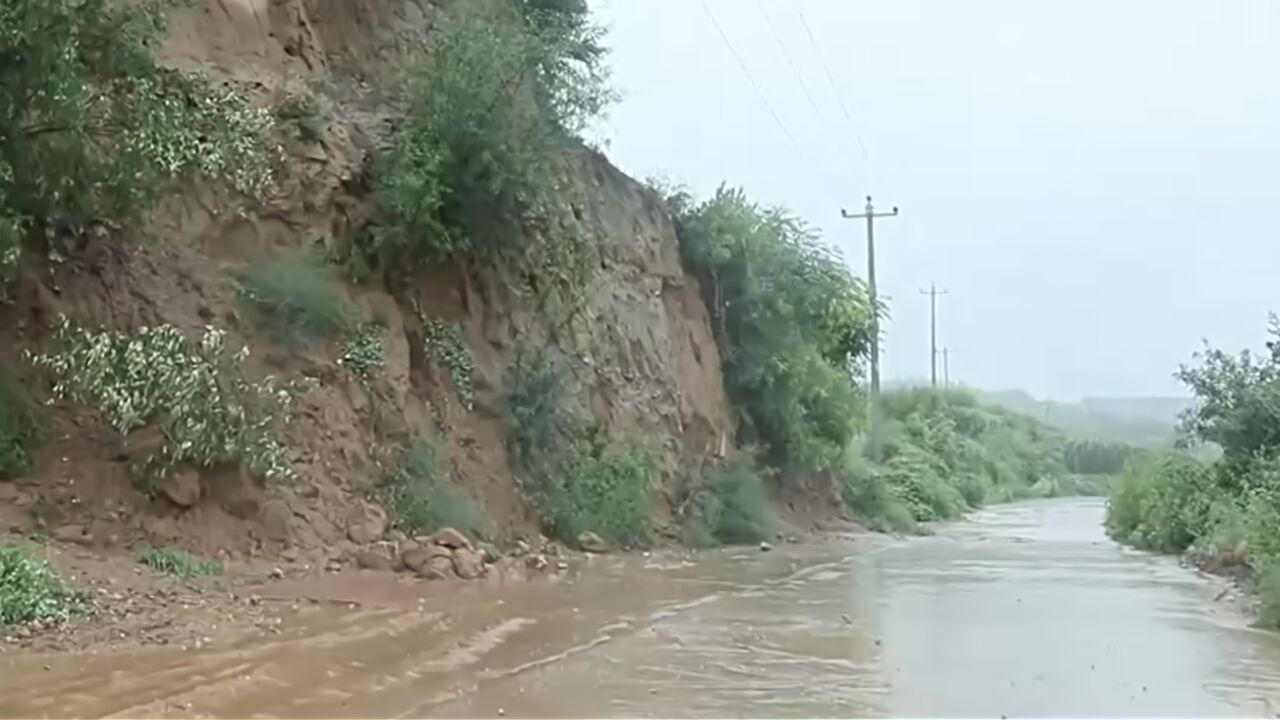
xmin=375 ymin=0 xmax=613 ymax=265
xmin=673 ymin=186 xmax=876 ymax=474
xmin=1105 ymin=317 xmax=1280 ymax=626
xmin=0 ymin=0 xmax=277 ymax=278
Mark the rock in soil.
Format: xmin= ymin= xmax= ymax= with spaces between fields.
xmin=160 ymin=468 xmax=202 ymax=508
xmin=355 ymin=550 xmax=392 ymax=571
xmin=577 ymin=531 xmax=609 ymax=554
xmin=427 ymin=527 xmax=473 ymax=551
xmin=759 ymin=542 xmax=773 ymax=552
xmin=345 ymin=502 xmax=388 ymax=545
xmin=478 ymin=543 xmax=501 ymax=564
xmin=451 ymin=548 xmax=486 ymax=580
xmin=401 ymin=546 xmax=454 ymax=575
xmin=526 ymin=554 xmax=549 ymax=571
xmin=53 ymin=524 xmax=93 ymax=545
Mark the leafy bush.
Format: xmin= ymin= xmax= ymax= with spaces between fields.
xmin=559 ymin=446 xmax=652 ymax=547
xmin=0 ymin=375 xmax=38 ymax=479
xmin=339 ymin=324 xmax=386 ymax=379
xmin=1106 ymin=453 xmax=1209 ymax=554
xmin=29 ymin=318 xmax=297 ymax=486
xmin=838 ymin=449 xmax=915 ymax=532
xmin=238 ymin=256 xmax=356 ymax=340
xmin=1104 ymin=317 xmax=1280 ymax=618
xmin=375 ymin=0 xmax=612 ymax=264
xmin=681 ymin=457 xmax=774 ymax=547
xmin=136 ymin=547 xmax=221 ymax=578
xmin=504 ymin=348 xmax=651 ymax=545
xmin=423 ymin=320 xmax=475 ymax=410
xmin=0 ymin=0 xmax=276 ymax=280
xmin=0 ymin=546 xmax=84 ymax=627
xmin=377 ymin=439 xmax=484 ymax=538
xmin=674 ymin=187 xmax=875 ymax=475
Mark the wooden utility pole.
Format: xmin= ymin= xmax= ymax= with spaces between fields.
xmin=842 ymin=196 xmax=898 ymax=463
xmin=920 ymin=283 xmax=948 ymax=388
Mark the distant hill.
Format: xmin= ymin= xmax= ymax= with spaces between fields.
xmin=977 ymin=390 xmax=1186 ymax=447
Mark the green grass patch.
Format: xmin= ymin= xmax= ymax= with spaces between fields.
xmin=377 ymin=439 xmax=485 ymax=538
xmin=238 ymin=255 xmax=356 ymax=340
xmin=136 ymin=547 xmax=222 ymax=578
xmin=0 ymin=545 xmax=85 ymax=627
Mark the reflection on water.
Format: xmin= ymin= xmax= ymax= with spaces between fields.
xmin=6 ymin=499 xmax=1280 ymax=718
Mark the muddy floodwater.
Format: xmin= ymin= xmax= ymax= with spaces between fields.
xmin=7 ymin=498 xmax=1280 ymax=718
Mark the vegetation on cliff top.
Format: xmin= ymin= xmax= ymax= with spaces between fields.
xmin=0 ymin=0 xmax=278 ymax=282
xmin=374 ymin=0 xmax=612 ymax=266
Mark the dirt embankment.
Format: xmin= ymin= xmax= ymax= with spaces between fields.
xmin=0 ymin=0 xmax=748 ymax=651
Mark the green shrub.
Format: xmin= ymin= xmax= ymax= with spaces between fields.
xmin=339 ymin=324 xmax=386 ymax=379
xmin=558 ymin=446 xmax=652 ymax=547
xmin=136 ymin=547 xmax=221 ymax=578
xmin=0 ymin=375 xmax=38 ymax=479
xmin=838 ymin=449 xmax=915 ymax=532
xmin=375 ymin=0 xmax=612 ymax=264
xmin=239 ymin=256 xmax=356 ymax=340
xmin=504 ymin=348 xmax=652 ymax=545
xmin=377 ymin=439 xmax=484 ymax=538
xmin=0 ymin=0 xmax=276 ymax=285
xmin=28 ymin=318 xmax=297 ymax=486
xmin=423 ymin=320 xmax=474 ymax=410
xmin=681 ymin=457 xmax=774 ymax=547
xmin=0 ymin=546 xmax=84 ymax=627
xmin=1106 ymin=453 xmax=1208 ymax=553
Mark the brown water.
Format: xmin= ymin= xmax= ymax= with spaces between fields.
xmin=7 ymin=498 xmax=1280 ymax=718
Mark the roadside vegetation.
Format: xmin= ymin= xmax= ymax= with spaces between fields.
xmin=1106 ymin=316 xmax=1280 ymax=627
xmin=679 ymin=457 xmax=774 ymax=547
xmin=670 ymin=185 xmax=876 ymax=478
xmin=136 ymin=547 xmax=222 ymax=578
xmin=0 ymin=546 xmax=85 ymax=628
xmin=837 ymin=388 xmax=1122 ymax=529
xmin=376 ymin=438 xmax=486 ymax=539
xmin=504 ymin=349 xmax=652 ymax=548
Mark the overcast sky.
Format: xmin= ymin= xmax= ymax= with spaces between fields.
xmin=587 ymin=0 xmax=1280 ymax=401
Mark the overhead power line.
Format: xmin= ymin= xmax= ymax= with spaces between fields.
xmin=699 ymin=0 xmax=808 ymax=159
xmin=751 ymin=0 xmax=858 ymax=181
xmin=787 ymin=0 xmax=873 ymax=164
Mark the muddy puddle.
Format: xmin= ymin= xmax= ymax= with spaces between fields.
xmin=6 ymin=498 xmax=1280 ymax=718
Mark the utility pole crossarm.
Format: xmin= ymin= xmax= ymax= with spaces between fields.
xmin=840 ymin=196 xmax=898 ymax=464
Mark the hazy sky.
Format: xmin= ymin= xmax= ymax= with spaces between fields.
xmin=587 ymin=0 xmax=1280 ymax=400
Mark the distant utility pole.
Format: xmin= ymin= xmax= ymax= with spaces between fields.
xmin=942 ymin=347 xmax=953 ymax=387
xmin=920 ymin=283 xmax=948 ymax=388
xmin=842 ymin=196 xmax=898 ymax=463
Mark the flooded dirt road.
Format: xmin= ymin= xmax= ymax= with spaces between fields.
xmin=6 ymin=498 xmax=1280 ymax=718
